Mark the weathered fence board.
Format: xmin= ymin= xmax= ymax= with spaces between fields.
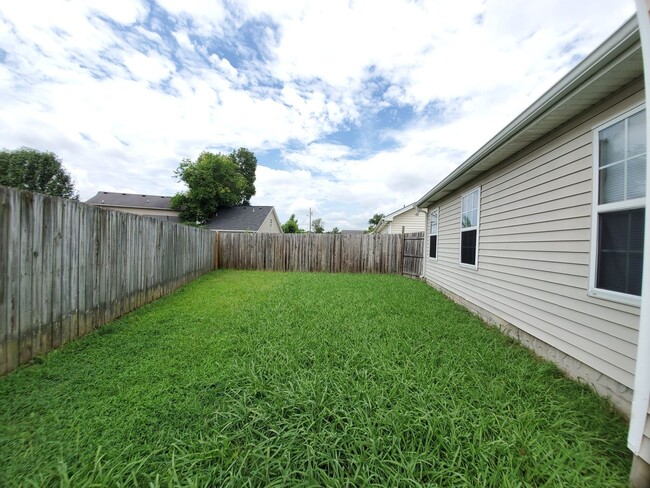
xmin=0 ymin=186 xmax=216 ymax=376
xmin=218 ymin=232 xmax=423 ymax=276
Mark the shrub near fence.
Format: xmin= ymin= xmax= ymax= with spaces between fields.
xmin=218 ymin=232 xmax=424 ymax=275
xmin=0 ymin=186 xmax=216 ymax=375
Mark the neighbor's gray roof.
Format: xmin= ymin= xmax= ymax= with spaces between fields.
xmin=340 ymin=229 xmax=366 ymax=234
xmin=205 ymin=206 xmax=274 ymax=231
xmin=86 ymin=191 xmax=173 ymax=210
xmin=416 ymin=16 xmax=642 ymax=208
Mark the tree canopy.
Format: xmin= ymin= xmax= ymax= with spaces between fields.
xmin=171 ymin=149 xmax=257 ymax=224
xmin=229 ymin=147 xmax=257 ymax=205
xmin=282 ymin=214 xmax=301 ymax=233
xmin=367 ymin=213 xmax=385 ymax=232
xmin=0 ymin=147 xmax=78 ymax=199
xmin=312 ymin=217 xmax=325 ymax=234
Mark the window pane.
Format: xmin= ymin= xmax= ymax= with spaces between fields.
xmin=628 ymin=111 xmax=646 ymax=158
xmin=627 ymin=156 xmax=646 ymax=200
xmin=630 ymin=208 xmax=645 ymax=252
xmin=461 ymin=194 xmax=469 ymax=212
xmin=599 ymin=119 xmax=625 ymax=167
xmin=461 ymin=213 xmax=472 ymax=228
xmin=429 ymin=235 xmax=437 ymax=258
xmin=597 ymin=209 xmax=644 ymax=296
xmin=461 ymin=229 xmax=477 ymax=265
xmin=599 ymin=163 xmax=625 ymax=204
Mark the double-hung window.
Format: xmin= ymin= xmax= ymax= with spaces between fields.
xmin=590 ymin=107 xmax=646 ymax=304
xmin=460 ymin=188 xmax=480 ymax=267
xmin=429 ymin=208 xmax=439 ymax=259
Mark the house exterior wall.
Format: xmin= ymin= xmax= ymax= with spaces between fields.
xmin=258 ymin=210 xmax=283 ymax=233
xmin=378 ymin=208 xmax=426 ymax=234
xmin=92 ymin=206 xmax=179 ymax=218
xmin=424 ymin=79 xmax=644 ymax=418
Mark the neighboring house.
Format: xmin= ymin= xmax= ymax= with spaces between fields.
xmin=340 ymin=230 xmax=366 ymax=235
xmin=415 ymin=17 xmax=649 ymax=482
xmin=87 ymin=191 xmax=282 ymax=233
xmin=86 ymin=191 xmax=180 ymax=223
xmin=204 ymin=205 xmax=282 ymax=233
xmin=374 ymin=204 xmax=426 ymax=234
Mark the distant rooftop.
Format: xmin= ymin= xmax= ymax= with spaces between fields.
xmin=86 ymin=191 xmax=172 ymax=210
xmin=340 ymin=230 xmax=366 ymax=235
xmin=205 ymin=205 xmax=274 ymax=232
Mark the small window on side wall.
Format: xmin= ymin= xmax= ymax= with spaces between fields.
xmin=429 ymin=208 xmax=438 ymax=259
xmin=590 ymin=107 xmax=646 ymax=304
xmin=460 ymin=188 xmax=480 ymax=267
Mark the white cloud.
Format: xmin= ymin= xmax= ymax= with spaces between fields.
xmin=0 ymin=0 xmax=636 ymax=230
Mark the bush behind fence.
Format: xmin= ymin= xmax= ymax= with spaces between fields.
xmin=0 ymin=186 xmax=216 ymax=375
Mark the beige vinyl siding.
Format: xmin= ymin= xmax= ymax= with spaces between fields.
xmin=99 ymin=207 xmax=178 ymax=217
xmin=259 ymin=210 xmax=282 ymax=234
xmin=425 ymin=80 xmax=643 ymax=394
xmin=381 ymin=208 xmax=426 ymax=234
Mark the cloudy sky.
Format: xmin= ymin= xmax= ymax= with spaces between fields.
xmin=0 ymin=1 xmax=636 ymax=230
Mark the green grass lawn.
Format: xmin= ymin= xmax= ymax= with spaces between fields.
xmin=0 ymin=270 xmax=631 ymax=486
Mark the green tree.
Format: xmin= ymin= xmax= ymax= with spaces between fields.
xmin=312 ymin=217 xmax=325 ymax=234
xmin=171 ymin=151 xmax=248 ymax=224
xmin=229 ymin=147 xmax=257 ymax=205
xmin=368 ymin=213 xmax=385 ymax=232
xmin=282 ymin=214 xmax=301 ymax=233
xmin=331 ymin=227 xmax=341 ymax=234
xmin=0 ymin=147 xmax=78 ymax=199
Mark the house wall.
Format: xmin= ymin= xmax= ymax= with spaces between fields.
xmin=92 ymin=206 xmax=179 ymax=218
xmin=424 ymin=79 xmax=644 ymax=420
xmin=379 ymin=208 xmax=426 ymax=234
xmin=258 ymin=210 xmax=283 ymax=234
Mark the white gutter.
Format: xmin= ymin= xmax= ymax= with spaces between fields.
xmin=628 ymin=0 xmax=650 ymax=458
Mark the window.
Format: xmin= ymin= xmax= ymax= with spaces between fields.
xmin=460 ymin=188 xmax=480 ymax=267
xmin=429 ymin=208 xmax=439 ymax=259
xmin=590 ymin=107 xmax=646 ymax=304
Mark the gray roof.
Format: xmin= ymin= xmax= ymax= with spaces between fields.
xmin=205 ymin=206 xmax=274 ymax=231
xmin=340 ymin=230 xmax=366 ymax=235
xmin=86 ymin=191 xmax=173 ymax=210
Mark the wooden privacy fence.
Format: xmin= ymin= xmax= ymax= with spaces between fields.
xmin=0 ymin=186 xmax=216 ymax=375
xmin=218 ymin=231 xmax=425 ymax=275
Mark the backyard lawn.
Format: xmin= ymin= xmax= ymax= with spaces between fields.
xmin=0 ymin=270 xmax=631 ymax=486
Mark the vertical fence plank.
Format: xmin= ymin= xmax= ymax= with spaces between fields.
xmin=18 ymin=191 xmax=34 ymax=365
xmin=38 ymin=195 xmax=53 ymax=356
xmin=0 ymin=187 xmax=19 ymax=374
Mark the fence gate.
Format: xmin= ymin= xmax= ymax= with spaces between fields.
xmin=402 ymin=232 xmax=424 ymax=277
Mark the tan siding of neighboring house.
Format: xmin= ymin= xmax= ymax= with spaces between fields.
xmin=96 ymin=207 xmax=178 ymax=218
xmin=258 ymin=210 xmax=283 ymax=233
xmin=379 ymin=207 xmax=426 ymax=234
xmin=425 ymin=79 xmax=644 ymax=414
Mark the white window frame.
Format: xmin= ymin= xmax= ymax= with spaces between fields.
xmin=588 ymin=104 xmax=645 ymax=307
xmin=428 ymin=207 xmax=439 ymax=261
xmin=459 ymin=187 xmax=481 ymax=270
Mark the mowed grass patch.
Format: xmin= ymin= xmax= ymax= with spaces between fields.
xmin=0 ymin=270 xmax=630 ymax=486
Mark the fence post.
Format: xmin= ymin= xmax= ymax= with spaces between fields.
xmin=214 ymin=231 xmax=219 ymax=270
xmin=398 ymin=233 xmax=404 ymax=275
